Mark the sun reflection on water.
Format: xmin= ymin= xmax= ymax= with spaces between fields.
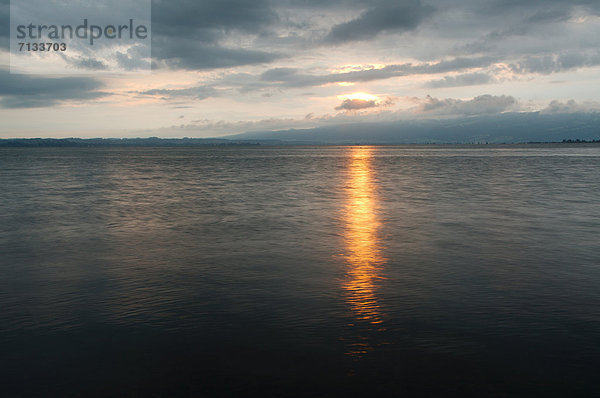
xmin=342 ymin=146 xmax=386 ymax=356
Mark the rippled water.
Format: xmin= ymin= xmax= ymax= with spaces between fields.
xmin=1 ymin=145 xmax=599 ymax=397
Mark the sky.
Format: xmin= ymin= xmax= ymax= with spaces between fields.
xmin=1 ymin=0 xmax=600 ymax=138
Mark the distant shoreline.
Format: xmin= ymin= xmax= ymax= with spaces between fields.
xmin=0 ymin=138 xmax=261 ymax=147
xmin=1 ymin=138 xmax=600 ymax=148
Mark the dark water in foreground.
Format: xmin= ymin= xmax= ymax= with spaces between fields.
xmin=1 ymin=145 xmax=599 ymax=397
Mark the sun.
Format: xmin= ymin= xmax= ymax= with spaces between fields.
xmin=337 ymin=92 xmax=379 ymax=102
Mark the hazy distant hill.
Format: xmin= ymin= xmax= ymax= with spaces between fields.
xmin=225 ymin=112 xmax=600 ymax=144
xmin=2 ymin=112 xmax=599 ymax=146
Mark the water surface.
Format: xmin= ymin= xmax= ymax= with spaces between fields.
xmin=1 ymin=145 xmax=599 ymax=396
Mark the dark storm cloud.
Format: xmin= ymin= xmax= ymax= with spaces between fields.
xmin=0 ymin=70 xmax=107 ymax=108
xmin=335 ymin=98 xmax=376 ymax=110
xmin=325 ymin=0 xmax=434 ymax=43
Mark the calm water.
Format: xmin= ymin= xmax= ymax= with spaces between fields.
xmin=1 ymin=145 xmax=599 ymax=397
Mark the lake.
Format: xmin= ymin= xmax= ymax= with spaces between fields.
xmin=1 ymin=145 xmax=599 ymax=397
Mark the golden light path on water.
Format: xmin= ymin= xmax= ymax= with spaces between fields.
xmin=342 ymin=146 xmax=387 ymax=356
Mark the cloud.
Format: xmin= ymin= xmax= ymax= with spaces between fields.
xmin=425 ymin=72 xmax=494 ymax=88
xmin=138 ymin=85 xmax=219 ymax=100
xmin=152 ymin=0 xmax=277 ymax=35
xmin=0 ymin=69 xmax=107 ymax=108
xmin=141 ymin=55 xmax=500 ymax=101
xmin=475 ymin=0 xmax=600 ymax=17
xmin=259 ymin=67 xmax=299 ymax=81
xmin=335 ymin=98 xmax=377 ymax=110
xmin=540 ymin=99 xmax=600 ymax=114
xmin=509 ymin=52 xmax=600 ymax=74
xmin=258 ymin=56 xmax=496 ymax=88
xmin=151 ymin=0 xmax=281 ymax=70
xmin=334 ymin=94 xmax=395 ymax=111
xmin=152 ymin=39 xmax=280 ymax=70
xmin=60 ymin=56 xmax=109 ymax=71
xmin=0 ymin=0 xmax=8 ymax=50
xmin=417 ymin=94 xmax=518 ymax=116
xmin=449 ymin=1 xmax=600 ymax=60
xmin=115 ymin=46 xmax=152 ymax=71
xmin=325 ymin=0 xmax=434 ymax=43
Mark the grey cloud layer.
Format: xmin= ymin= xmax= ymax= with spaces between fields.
xmin=134 ymin=56 xmax=496 ymax=101
xmin=0 ymin=70 xmax=107 ymax=108
xmin=260 ymin=56 xmax=496 ymax=87
xmin=449 ymin=1 xmax=600 ymax=55
xmin=147 ymin=0 xmax=600 ymax=70
xmin=425 ymin=72 xmax=493 ymax=88
xmin=417 ymin=94 xmax=518 ymax=116
xmin=3 ymin=0 xmax=599 ymax=73
xmin=151 ymin=0 xmax=280 ymax=69
xmin=139 ymin=85 xmax=219 ymax=100
xmin=325 ymin=0 xmax=434 ymax=43
xmin=0 ymin=0 xmax=8 ymax=50
xmin=510 ymin=52 xmax=600 ymax=75
xmin=3 ymin=0 xmax=600 ymax=110
xmin=540 ymin=99 xmax=600 ymax=114
xmin=139 ymin=47 xmax=599 ymax=101
xmin=149 ymin=0 xmax=437 ymax=69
